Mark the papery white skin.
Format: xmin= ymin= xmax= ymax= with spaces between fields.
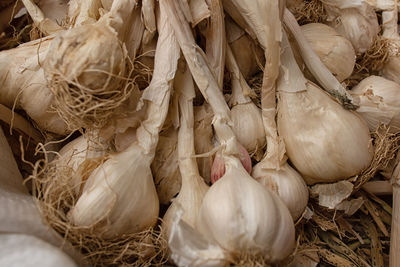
xmin=277 ymin=30 xmax=373 ymax=185
xmin=168 ymin=208 xmax=227 ymax=267
xmin=350 ymin=75 xmax=400 ymax=133
xmin=69 ymin=143 xmax=159 ymax=238
xmin=301 ymin=23 xmax=355 ymax=82
xmin=197 ymin=156 xmax=295 ymax=263
xmin=252 ymin=163 xmax=309 ymax=221
xmin=0 ymin=39 xmax=68 ymax=135
xmin=231 ymin=103 xmax=265 ymax=154
xmin=227 ymin=44 xmax=266 ymax=155
xmin=278 ymin=82 xmax=373 ymax=184
xmin=326 ymin=6 xmax=380 ymax=54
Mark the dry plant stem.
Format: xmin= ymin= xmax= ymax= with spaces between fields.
xmin=382 ymin=0 xmax=399 ymax=40
xmin=226 ymin=46 xmax=252 ymax=105
xmin=0 ymin=104 xmax=43 ymax=143
xmin=142 ymin=0 xmax=156 ymax=44
xmin=205 ymin=0 xmax=225 ymax=90
xmin=228 ymin=0 xmax=284 ymax=168
xmin=162 ymin=62 xmax=209 ymax=240
xmin=222 ymin=0 xmax=257 ymax=40
xmin=390 ymin=157 xmax=400 ymax=267
xmin=362 ymin=181 xmax=393 ymax=195
xmin=70 ymin=0 xmax=103 ymax=26
xmin=123 ymin=6 xmax=144 ymax=59
xmin=22 ymin=0 xmax=64 ymax=35
xmin=283 ymin=8 xmax=356 ymax=110
xmin=366 ymin=0 xmax=400 ymax=11
xmin=163 ymin=0 xmax=240 ymax=156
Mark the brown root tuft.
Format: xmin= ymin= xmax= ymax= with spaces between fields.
xmin=345 ymin=36 xmax=394 ymax=88
xmin=288 ymin=0 xmax=327 ymax=25
xmin=352 ymin=124 xmax=400 ymax=191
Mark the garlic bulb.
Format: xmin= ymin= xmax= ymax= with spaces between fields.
xmin=44 ymin=0 xmax=135 ymax=129
xmin=0 ymin=40 xmax=68 ymax=135
xmin=301 ymin=23 xmax=355 ymax=82
xmin=277 ymin=30 xmax=373 ymax=185
xmin=68 ymin=142 xmax=159 ymax=238
xmin=350 ymin=75 xmax=400 ymax=133
xmin=230 ymin=103 xmax=265 ymax=153
xmin=226 ymin=44 xmax=265 ymax=155
xmin=324 ymin=4 xmax=380 ymax=54
xmin=162 ymin=62 xmax=209 ymax=240
xmin=383 ymin=56 xmax=400 ymax=85
xmin=252 ymin=163 xmax=309 ymax=221
xmin=197 ymin=156 xmax=295 ymax=263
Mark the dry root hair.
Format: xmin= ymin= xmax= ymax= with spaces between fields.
xmin=28 ymin=140 xmax=168 ymax=266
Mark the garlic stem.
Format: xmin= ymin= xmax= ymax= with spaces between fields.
xmin=283 ymin=8 xmax=357 ymax=110
xmin=382 ymin=0 xmax=399 ymax=40
xmin=22 ymin=0 xmax=64 ymax=35
xmin=227 ymin=0 xmax=284 ymax=168
xmin=205 ymin=0 xmax=226 ymax=90
xmin=226 ymin=45 xmax=251 ymax=105
xmin=142 ymin=0 xmax=156 ymax=43
xmin=390 ymin=155 xmax=400 ymax=267
xmin=162 ymin=0 xmax=240 ymax=156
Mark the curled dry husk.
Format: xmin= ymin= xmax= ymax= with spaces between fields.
xmin=350 ymin=75 xmax=400 ymax=133
xmin=301 ymin=23 xmax=355 ymax=82
xmin=44 ymin=0 xmax=135 ymax=130
xmin=0 ymin=38 xmax=68 ymax=135
xmin=252 ymin=163 xmax=309 ymax=221
xmin=277 ymin=30 xmax=373 ymax=184
xmin=323 ymin=1 xmax=380 ymax=54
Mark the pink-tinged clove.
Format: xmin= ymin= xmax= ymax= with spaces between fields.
xmin=211 ymin=142 xmax=252 ymax=183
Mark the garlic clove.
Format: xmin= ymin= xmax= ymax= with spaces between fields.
xmin=197 ymin=156 xmax=295 ymax=263
xmin=350 ymin=75 xmax=400 ymax=133
xmin=210 ymin=142 xmax=252 ymax=184
xmin=252 ymin=162 xmax=309 ymax=221
xmin=301 ymin=23 xmax=355 ymax=82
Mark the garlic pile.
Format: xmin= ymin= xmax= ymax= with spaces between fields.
xmin=8 ymin=0 xmax=400 ymax=265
